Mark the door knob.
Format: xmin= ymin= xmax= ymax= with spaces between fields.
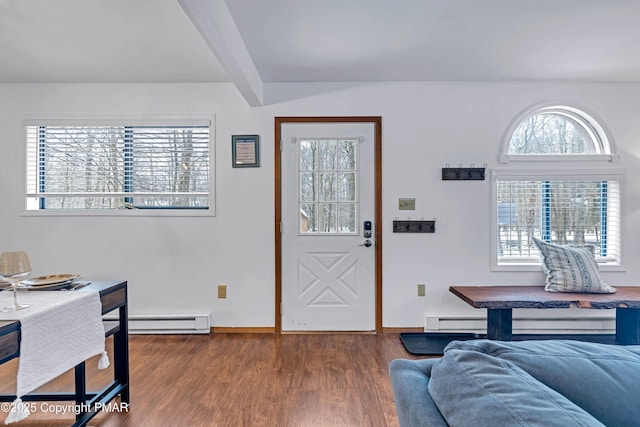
xmin=359 ymin=239 xmax=372 ymax=247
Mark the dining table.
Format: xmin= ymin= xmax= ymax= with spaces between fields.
xmin=0 ymin=280 xmax=129 ymax=427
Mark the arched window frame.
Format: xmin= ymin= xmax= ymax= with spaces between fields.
xmin=499 ymin=104 xmax=618 ymax=163
xmin=491 ymin=104 xmax=624 ymax=271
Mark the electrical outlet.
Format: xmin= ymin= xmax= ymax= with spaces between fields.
xmin=218 ymin=285 xmax=227 ymax=299
xmin=417 ymin=284 xmax=426 ymax=297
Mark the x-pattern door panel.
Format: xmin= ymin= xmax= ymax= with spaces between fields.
xmin=298 ymin=251 xmax=359 ymax=307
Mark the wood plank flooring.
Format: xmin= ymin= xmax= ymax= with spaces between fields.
xmin=0 ymin=333 xmax=426 ymax=427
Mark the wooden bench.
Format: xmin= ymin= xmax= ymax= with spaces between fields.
xmin=449 ymin=285 xmax=640 ymax=344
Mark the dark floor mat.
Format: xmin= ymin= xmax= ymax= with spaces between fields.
xmin=400 ymin=332 xmax=485 ymax=355
xmin=400 ymin=332 xmax=618 ymax=356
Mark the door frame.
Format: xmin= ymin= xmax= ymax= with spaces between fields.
xmin=275 ymin=116 xmax=383 ymax=333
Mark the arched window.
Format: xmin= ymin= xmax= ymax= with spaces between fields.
xmin=502 ymin=106 xmax=614 ymax=161
xmin=492 ymin=105 xmax=622 ymax=270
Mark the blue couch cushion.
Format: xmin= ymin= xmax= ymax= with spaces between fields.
xmin=430 ymin=340 xmax=640 ymax=426
xmin=429 ymin=340 xmax=608 ymax=426
xmin=389 ymin=358 xmax=447 ymax=427
xmin=447 ymin=340 xmax=640 ymax=426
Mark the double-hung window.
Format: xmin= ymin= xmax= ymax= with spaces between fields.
xmin=24 ymin=117 xmax=213 ymax=215
xmin=492 ymin=106 xmax=623 ymax=270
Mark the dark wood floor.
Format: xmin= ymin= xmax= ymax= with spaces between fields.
xmin=0 ymin=333 xmax=426 ymax=427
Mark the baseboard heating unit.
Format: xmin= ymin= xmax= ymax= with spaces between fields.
xmin=103 ymin=314 xmax=210 ymax=334
xmin=425 ymin=316 xmax=616 ymax=335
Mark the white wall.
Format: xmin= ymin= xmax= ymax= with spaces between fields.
xmin=2 ymin=81 xmax=640 ymax=328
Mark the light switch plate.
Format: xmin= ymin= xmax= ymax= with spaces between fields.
xmin=418 ymin=284 xmax=426 ymax=297
xmin=399 ymin=198 xmax=415 ymax=210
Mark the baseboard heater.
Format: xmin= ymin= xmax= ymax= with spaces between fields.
xmin=103 ymin=314 xmax=210 ymax=334
xmin=425 ymin=316 xmax=615 ymax=335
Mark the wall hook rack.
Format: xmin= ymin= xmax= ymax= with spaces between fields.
xmin=442 ymin=163 xmax=486 ymax=181
xmin=393 ymin=217 xmax=436 ymax=233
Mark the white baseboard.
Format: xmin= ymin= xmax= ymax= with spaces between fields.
xmin=103 ymin=314 xmax=210 ymax=334
xmin=425 ymin=315 xmax=615 ymax=335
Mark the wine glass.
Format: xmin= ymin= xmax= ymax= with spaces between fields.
xmin=0 ymin=251 xmax=32 ymax=312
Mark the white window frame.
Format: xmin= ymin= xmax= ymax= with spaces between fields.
xmin=493 ymin=104 xmax=624 ymax=271
xmin=21 ymin=115 xmax=215 ymax=217
xmin=499 ymin=105 xmax=618 ymax=163
xmin=491 ymin=168 xmax=625 ymax=271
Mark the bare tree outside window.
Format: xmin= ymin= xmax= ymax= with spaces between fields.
xmin=508 ymin=113 xmax=597 ymax=154
xmin=298 ymin=139 xmax=357 ymax=234
xmin=27 ymin=125 xmax=210 ymax=210
xmin=497 ymin=180 xmax=605 ymax=257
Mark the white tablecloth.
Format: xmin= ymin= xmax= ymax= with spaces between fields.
xmin=0 ymin=289 xmax=108 ymax=424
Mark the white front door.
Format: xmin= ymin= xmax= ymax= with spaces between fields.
xmin=281 ymin=122 xmax=376 ymax=331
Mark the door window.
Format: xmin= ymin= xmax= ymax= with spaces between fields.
xmin=298 ymin=139 xmax=358 ymax=234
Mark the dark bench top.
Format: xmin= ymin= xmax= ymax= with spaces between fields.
xmin=450 ymin=285 xmax=640 ymax=310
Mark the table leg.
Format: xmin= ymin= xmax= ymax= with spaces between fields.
xmin=74 ymin=362 xmax=86 ymax=421
xmin=114 ymin=303 xmax=130 ymax=402
xmin=616 ymin=307 xmax=640 ymax=345
xmin=487 ymin=308 xmax=512 ymax=340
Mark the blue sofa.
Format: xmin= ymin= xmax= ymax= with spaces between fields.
xmin=389 ymin=340 xmax=640 ymax=426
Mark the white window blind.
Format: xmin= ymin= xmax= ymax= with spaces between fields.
xmin=494 ymin=173 xmax=622 ymax=267
xmin=26 ymin=123 xmax=211 ymax=211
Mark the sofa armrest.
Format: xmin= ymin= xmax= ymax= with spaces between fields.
xmin=389 ymin=358 xmax=448 ymax=427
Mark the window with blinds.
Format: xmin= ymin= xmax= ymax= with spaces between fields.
xmin=495 ymin=177 xmax=622 ymax=266
xmin=25 ymin=122 xmax=211 ymax=212
xmin=494 ymin=105 xmax=622 ymax=269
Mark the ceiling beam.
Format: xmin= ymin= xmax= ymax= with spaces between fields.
xmin=178 ymin=0 xmax=263 ymax=106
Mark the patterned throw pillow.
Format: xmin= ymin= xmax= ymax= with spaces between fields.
xmin=532 ymin=237 xmax=616 ymax=294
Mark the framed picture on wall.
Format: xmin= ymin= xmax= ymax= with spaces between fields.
xmin=232 ymin=134 xmax=260 ymax=168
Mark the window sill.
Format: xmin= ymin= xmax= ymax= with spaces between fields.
xmin=492 ymin=263 xmax=626 ymax=272
xmin=21 ymin=209 xmax=215 ymax=218
xmin=499 ymin=154 xmax=619 ymax=163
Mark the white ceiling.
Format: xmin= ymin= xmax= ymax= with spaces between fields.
xmin=0 ymin=0 xmax=229 ymax=83
xmin=227 ymin=0 xmax=640 ymax=83
xmin=1 ymin=0 xmax=639 ymax=103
